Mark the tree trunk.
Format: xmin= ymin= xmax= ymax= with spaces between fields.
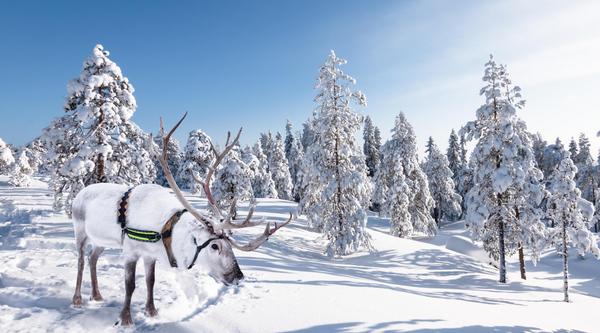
xmin=563 ymin=220 xmax=569 ymax=302
xmin=499 ymin=218 xmax=507 ymax=283
xmin=96 ymin=153 xmax=105 ymax=183
xmin=518 ymin=245 xmax=526 ymax=280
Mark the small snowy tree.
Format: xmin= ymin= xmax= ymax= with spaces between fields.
xmin=303 ymin=50 xmax=373 ymax=256
xmin=376 ymin=112 xmax=436 ymax=237
xmin=363 ymin=116 xmax=381 ymax=177
xmin=24 ymin=138 xmax=49 ymax=175
xmin=9 ymin=150 xmax=33 ymax=187
xmin=423 ymin=138 xmax=462 ymax=223
xmin=531 ymin=133 xmax=547 ymax=170
xmin=547 ymin=156 xmax=600 ymax=302
xmin=153 ymin=134 xmax=183 ymax=187
xmin=461 ymin=55 xmax=545 ymax=283
xmin=211 ymin=147 xmax=253 ymax=216
xmin=447 ymin=130 xmax=463 ymax=182
xmin=568 ymin=138 xmax=578 ymax=159
xmin=541 ymin=138 xmax=567 ymax=181
xmin=247 ymin=143 xmax=277 ymax=198
xmin=269 ymin=133 xmax=293 ymax=200
xmin=177 ymin=129 xmax=214 ymax=194
xmin=388 ymin=162 xmax=412 ymax=237
xmin=0 ymin=137 xmax=15 ymax=174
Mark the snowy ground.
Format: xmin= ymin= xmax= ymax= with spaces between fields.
xmin=0 ymin=177 xmax=599 ymax=333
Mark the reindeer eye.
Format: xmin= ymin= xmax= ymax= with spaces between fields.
xmin=211 ymin=243 xmax=219 ymax=251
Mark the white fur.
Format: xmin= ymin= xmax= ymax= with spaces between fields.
xmin=72 ymin=184 xmax=212 ymax=270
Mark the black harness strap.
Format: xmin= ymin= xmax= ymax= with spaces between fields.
xmin=117 ymin=187 xmax=188 ymax=268
xmin=187 ymin=235 xmax=224 ymax=270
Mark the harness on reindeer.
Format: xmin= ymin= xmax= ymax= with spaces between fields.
xmin=117 ymin=187 xmax=222 ymax=269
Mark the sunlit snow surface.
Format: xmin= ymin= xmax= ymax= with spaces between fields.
xmin=0 ymin=176 xmax=598 ymax=332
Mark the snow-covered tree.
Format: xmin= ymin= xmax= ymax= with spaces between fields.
xmin=363 ymin=116 xmax=381 ymax=177
xmin=568 ymin=138 xmax=578 ymax=160
xmin=284 ymin=121 xmax=304 ymax=201
xmin=447 ymin=130 xmax=463 ymax=181
xmin=423 ymin=138 xmax=462 ymax=223
xmin=575 ymin=134 xmax=593 ymax=167
xmin=388 ymin=162 xmax=412 ymax=237
xmin=461 ymin=55 xmax=545 ymax=283
xmin=46 ymin=44 xmax=155 ymax=213
xmin=0 ymin=137 xmax=15 ymax=174
xmin=247 ymin=143 xmax=277 ymax=198
xmin=260 ymin=132 xmax=274 ymax=163
xmin=177 ymin=129 xmax=213 ymax=194
xmin=269 ymin=133 xmax=293 ymax=200
xmin=211 ymin=147 xmax=253 ymax=217
xmin=153 ymin=134 xmax=183 ymax=187
xmin=376 ymin=112 xmax=436 ymax=237
xmin=24 ymin=138 xmax=48 ymax=175
xmin=9 ymin=150 xmax=33 ymax=187
xmin=541 ymin=138 xmax=567 ymax=181
xmin=303 ymin=50 xmax=373 ymax=256
xmin=531 ymin=133 xmax=547 ymax=170
xmin=547 ymin=156 xmax=600 ymax=302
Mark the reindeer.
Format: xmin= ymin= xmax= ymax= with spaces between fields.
xmin=70 ymin=113 xmax=292 ymax=326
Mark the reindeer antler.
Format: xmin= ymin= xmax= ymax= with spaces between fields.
xmin=159 ymin=113 xmax=294 ymax=251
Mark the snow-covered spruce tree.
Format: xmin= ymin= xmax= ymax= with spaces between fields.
xmin=9 ymin=150 xmax=33 ymax=187
xmin=363 ymin=116 xmax=381 ymax=177
xmin=24 ymin=138 xmax=49 ymax=175
xmin=376 ymin=112 xmax=436 ymax=236
xmin=298 ymin=113 xmax=323 ymax=229
xmin=447 ymin=130 xmax=463 ymax=182
xmin=531 ymin=133 xmax=547 ymax=170
xmin=48 ymin=44 xmax=155 ymax=213
xmin=541 ymin=138 xmax=567 ymax=182
xmin=423 ymin=138 xmax=462 ymax=223
xmin=303 ymin=50 xmax=373 ymax=256
xmin=573 ymin=133 xmax=597 ymax=203
xmin=284 ymin=121 xmax=304 ymax=201
xmin=260 ymin=132 xmax=274 ymax=164
xmin=177 ymin=129 xmax=214 ymax=194
xmin=211 ymin=146 xmax=253 ymax=217
xmin=389 ymin=162 xmax=412 ymax=237
xmin=269 ymin=133 xmax=293 ymax=200
xmin=153 ymin=133 xmax=183 ymax=187
xmin=250 ymin=142 xmax=277 ymax=198
xmin=547 ymin=156 xmax=600 ymax=302
xmin=447 ymin=129 xmax=472 ymax=214
xmin=0 ymin=137 xmax=15 ymax=174
xmin=460 ymin=55 xmax=546 ymax=283
xmin=568 ymin=138 xmax=578 ymax=160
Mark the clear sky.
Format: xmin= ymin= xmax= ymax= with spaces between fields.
xmin=1 ymin=0 xmax=599 ymax=156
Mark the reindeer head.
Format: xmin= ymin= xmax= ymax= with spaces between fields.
xmin=158 ymin=113 xmax=292 ymax=285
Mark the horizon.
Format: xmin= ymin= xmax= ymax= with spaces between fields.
xmin=1 ymin=0 xmax=599 ymax=156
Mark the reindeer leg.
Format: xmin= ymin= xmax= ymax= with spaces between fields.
xmin=89 ymin=246 xmax=105 ymax=301
xmin=120 ymin=258 xmax=138 ymax=326
xmin=143 ymin=258 xmax=158 ymax=317
xmin=72 ymin=236 xmax=87 ymax=307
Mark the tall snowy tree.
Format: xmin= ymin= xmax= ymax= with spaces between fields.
xmin=461 ymin=55 xmax=546 ymax=283
xmin=249 ymin=142 xmax=277 ymax=198
xmin=363 ymin=116 xmax=381 ymax=177
xmin=423 ymin=138 xmax=462 ymax=223
xmin=284 ymin=121 xmax=304 ymax=201
xmin=375 ymin=112 xmax=436 ymax=237
xmin=302 ymin=50 xmax=373 ymax=256
xmin=9 ymin=150 xmax=33 ymax=187
xmin=177 ymin=129 xmax=214 ymax=193
xmin=447 ymin=130 xmax=463 ymax=181
xmin=47 ymin=44 xmax=155 ymax=213
xmin=269 ymin=133 xmax=293 ymax=200
xmin=547 ymin=156 xmax=599 ymax=302
xmin=0 ymin=137 xmax=15 ymax=174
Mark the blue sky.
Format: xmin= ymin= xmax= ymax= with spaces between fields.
xmin=1 ymin=0 xmax=599 ymax=154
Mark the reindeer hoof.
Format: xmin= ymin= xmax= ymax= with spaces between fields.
xmin=120 ymin=314 xmax=134 ymax=326
xmin=90 ymin=293 xmax=104 ymax=302
xmin=72 ymin=295 xmax=83 ymax=307
xmin=145 ymin=305 xmax=158 ymax=317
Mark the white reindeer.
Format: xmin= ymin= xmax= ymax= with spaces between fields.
xmin=71 ymin=114 xmax=292 ymax=326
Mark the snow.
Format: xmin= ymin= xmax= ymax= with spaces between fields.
xmin=1 ymin=176 xmax=599 ymax=332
